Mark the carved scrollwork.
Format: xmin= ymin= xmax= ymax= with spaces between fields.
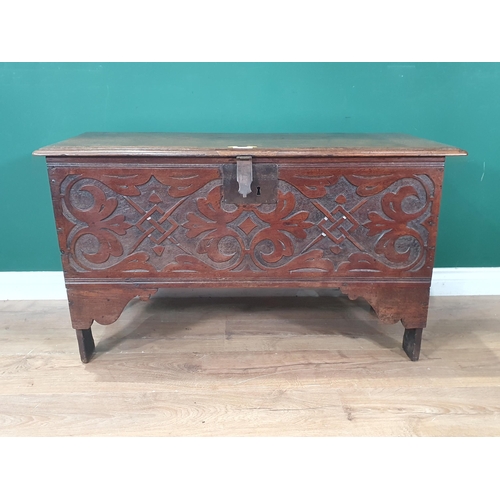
xmin=64 ymin=178 xmax=135 ymax=269
xmin=57 ymin=166 xmax=440 ymax=279
xmin=181 ymin=186 xmax=328 ymax=273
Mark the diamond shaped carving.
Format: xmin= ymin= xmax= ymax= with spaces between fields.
xmin=238 ymin=216 xmax=258 ymax=235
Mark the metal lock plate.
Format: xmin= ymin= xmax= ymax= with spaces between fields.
xmin=222 ymin=157 xmax=278 ymax=204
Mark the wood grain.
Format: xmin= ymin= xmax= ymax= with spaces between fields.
xmin=1 ymin=296 xmax=499 ymax=436
xmin=44 ymin=153 xmax=449 ymax=361
xmin=33 ymin=132 xmax=468 ymax=157
xmin=35 ymin=133 xmax=466 ymax=363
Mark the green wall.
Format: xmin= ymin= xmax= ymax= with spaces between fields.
xmin=0 ymin=62 xmax=498 ymax=271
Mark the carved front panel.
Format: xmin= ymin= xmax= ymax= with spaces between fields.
xmin=49 ymin=162 xmax=443 ymax=282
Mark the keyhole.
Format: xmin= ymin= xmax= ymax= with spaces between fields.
xmin=256 ymin=186 xmax=261 ymax=196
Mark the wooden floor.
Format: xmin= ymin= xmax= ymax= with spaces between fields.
xmin=1 ymin=295 xmax=499 ymax=436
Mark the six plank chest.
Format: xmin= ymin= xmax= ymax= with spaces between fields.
xmin=33 ymin=133 xmax=467 ymax=363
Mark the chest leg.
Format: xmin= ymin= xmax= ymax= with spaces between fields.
xmin=402 ymin=328 xmax=423 ymax=361
xmin=76 ymin=328 xmax=95 ymax=363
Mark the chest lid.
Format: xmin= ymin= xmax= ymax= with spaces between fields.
xmin=33 ymin=132 xmax=467 ymax=157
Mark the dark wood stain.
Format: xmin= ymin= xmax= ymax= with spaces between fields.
xmin=34 ymin=133 xmax=467 ymax=363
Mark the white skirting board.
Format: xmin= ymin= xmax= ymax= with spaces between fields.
xmin=0 ymin=269 xmax=499 ymax=300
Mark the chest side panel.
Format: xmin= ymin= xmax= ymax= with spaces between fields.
xmin=48 ymin=158 xmax=444 ymax=283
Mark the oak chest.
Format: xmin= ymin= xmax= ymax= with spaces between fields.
xmin=34 ymin=133 xmax=466 ymax=363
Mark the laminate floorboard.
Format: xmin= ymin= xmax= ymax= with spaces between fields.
xmin=0 ymin=295 xmax=499 ymax=436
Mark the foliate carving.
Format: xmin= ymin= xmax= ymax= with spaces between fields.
xmin=56 ymin=166 xmax=440 ymax=279
xmin=279 ymin=169 xmax=339 ymax=198
xmin=178 ymin=186 xmax=330 ymax=273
